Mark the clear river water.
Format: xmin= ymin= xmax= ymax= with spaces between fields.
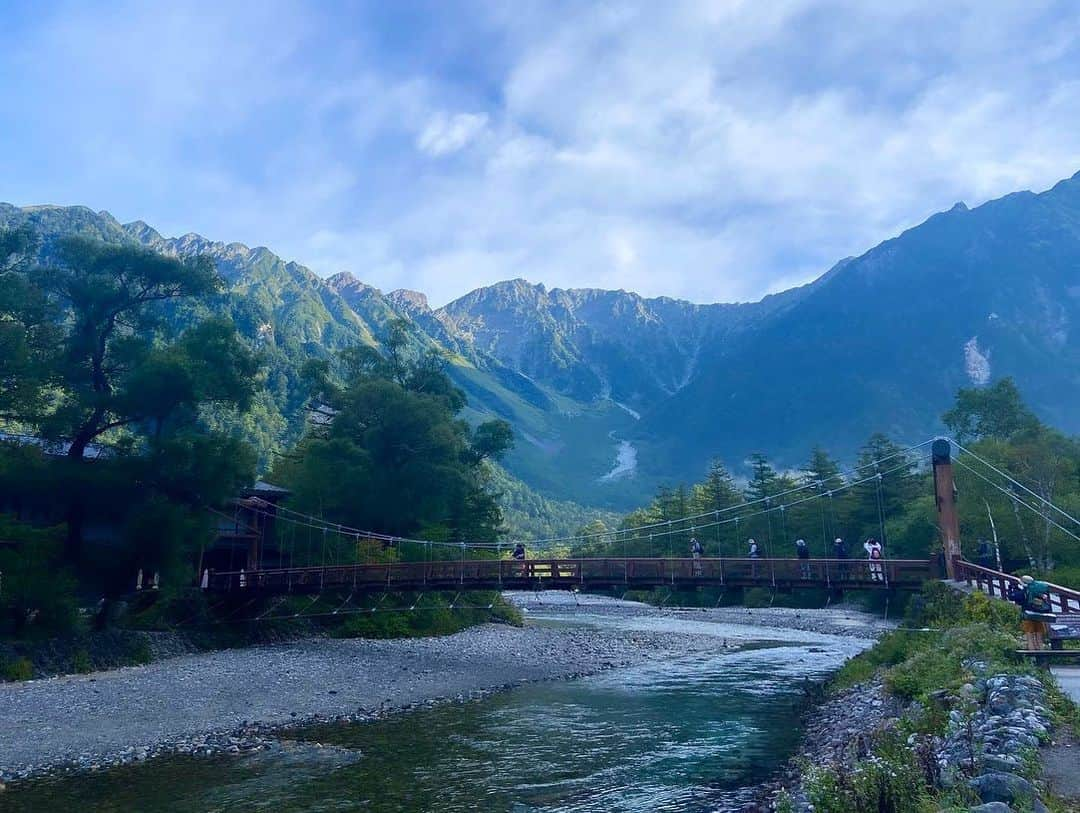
xmin=1 ymin=612 xmax=867 ymax=813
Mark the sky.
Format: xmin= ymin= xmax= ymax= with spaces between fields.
xmin=2 ymin=1 xmax=1080 ymax=307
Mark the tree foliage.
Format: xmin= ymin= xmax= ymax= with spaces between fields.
xmin=273 ymin=339 xmax=514 ymax=551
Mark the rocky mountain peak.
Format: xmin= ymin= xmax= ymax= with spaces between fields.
xmin=326 ymin=270 xmax=375 ymax=295
xmin=387 ymin=289 xmax=430 ymax=311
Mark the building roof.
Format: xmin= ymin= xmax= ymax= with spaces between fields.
xmin=0 ymin=431 xmax=111 ymax=460
xmin=243 ymin=480 xmax=292 ymax=498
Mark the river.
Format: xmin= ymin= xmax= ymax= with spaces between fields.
xmin=0 ymin=605 xmax=872 ymax=812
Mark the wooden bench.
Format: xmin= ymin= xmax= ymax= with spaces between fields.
xmin=1049 ymin=614 xmax=1080 ymax=651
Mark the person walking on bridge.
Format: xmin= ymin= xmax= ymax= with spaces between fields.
xmin=795 ymin=538 xmax=810 ymax=579
xmin=689 ymin=537 xmax=703 ymax=576
xmin=864 ymin=538 xmax=884 ymax=582
xmin=511 ymin=542 xmax=526 ymax=577
xmin=833 ymin=537 xmax=849 ymax=579
xmin=747 ymin=538 xmax=760 ymax=578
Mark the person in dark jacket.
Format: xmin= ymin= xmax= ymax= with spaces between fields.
xmin=795 ymin=538 xmax=810 ymax=578
xmin=833 ymin=537 xmax=849 ymax=579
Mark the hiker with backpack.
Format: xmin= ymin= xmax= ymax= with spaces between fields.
xmin=690 ymin=537 xmax=703 ymax=575
xmin=795 ymin=538 xmax=811 ymax=578
xmin=864 ymin=537 xmax=884 ymax=582
xmin=1019 ymin=575 xmax=1056 ymax=650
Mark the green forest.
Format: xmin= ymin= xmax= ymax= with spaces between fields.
xmin=0 ymin=229 xmax=517 ymax=648
xmin=573 ymin=378 xmax=1080 ymax=591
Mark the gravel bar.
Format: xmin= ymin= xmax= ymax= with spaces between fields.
xmin=0 ymin=614 xmax=729 ymax=782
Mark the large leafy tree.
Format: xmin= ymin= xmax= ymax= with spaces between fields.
xmin=944 ymin=383 xmax=1080 ymax=571
xmin=32 ymin=237 xmax=251 ymax=458
xmin=943 ymin=378 xmax=1040 ymax=444
xmin=743 ymin=453 xmax=798 ymax=555
xmin=0 ymin=227 xmax=55 ymax=421
xmin=1 ymin=234 xmax=260 ymax=570
xmin=276 ymin=340 xmax=514 ymax=555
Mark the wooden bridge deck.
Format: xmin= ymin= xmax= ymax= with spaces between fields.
xmin=204 ymin=557 xmax=937 ymax=594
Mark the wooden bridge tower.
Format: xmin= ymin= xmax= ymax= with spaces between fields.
xmin=932 ymin=438 xmax=962 ymax=579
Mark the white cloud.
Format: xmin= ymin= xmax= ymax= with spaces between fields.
xmin=416 ymin=112 xmax=490 ymax=157
xmin=3 ymin=1 xmax=1080 ymax=307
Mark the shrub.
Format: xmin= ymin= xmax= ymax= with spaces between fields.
xmin=1048 ymin=565 xmax=1080 ymax=591
xmin=885 ymin=624 xmax=1019 ymax=701
xmin=0 ymin=515 xmax=79 ymax=638
xmin=773 ymin=789 xmax=795 ymax=813
xmin=805 ymin=737 xmax=932 ymax=813
xmin=2 ymin=656 xmax=33 ymax=681
xmin=743 ymin=587 xmax=772 ymax=608
xmin=961 ymin=590 xmax=1019 ymax=627
xmin=126 ymin=637 xmax=153 ymax=665
xmin=907 ymin=581 xmax=965 ymax=628
xmin=832 ymin=629 xmax=933 ymax=691
xmin=72 ymin=649 xmax=93 ymax=674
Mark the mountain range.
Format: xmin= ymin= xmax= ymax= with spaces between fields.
xmin=4 ymin=171 xmax=1080 ymax=512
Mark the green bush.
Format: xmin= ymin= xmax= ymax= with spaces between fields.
xmin=885 ymin=624 xmax=1019 ymax=701
xmin=1048 ymin=565 xmax=1080 ymax=591
xmin=2 ymin=656 xmax=33 ymax=681
xmin=126 ymin=637 xmax=153 ymax=665
xmin=743 ymin=587 xmax=772 ymax=608
xmin=0 ymin=515 xmax=79 ymax=638
xmin=805 ymin=737 xmax=932 ymax=812
xmin=832 ymin=629 xmax=934 ymax=690
xmin=72 ymin=649 xmax=93 ymax=673
xmin=961 ymin=590 xmax=1020 ymax=627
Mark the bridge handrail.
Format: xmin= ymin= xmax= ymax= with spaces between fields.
xmin=207 ymin=555 xmax=932 ymax=578
xmin=953 ymin=559 xmax=1080 ymax=614
xmin=208 ymin=557 xmax=928 ymax=574
xmin=202 ymin=556 xmax=935 ymax=596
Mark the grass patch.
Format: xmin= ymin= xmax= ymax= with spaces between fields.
xmin=2 ymin=656 xmax=33 ymax=681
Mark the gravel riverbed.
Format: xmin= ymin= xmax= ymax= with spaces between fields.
xmin=0 ymin=594 xmax=885 ymax=785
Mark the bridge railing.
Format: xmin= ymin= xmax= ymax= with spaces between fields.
xmin=953 ymin=559 xmax=1080 ymax=614
xmin=203 ymin=556 xmax=933 ymax=593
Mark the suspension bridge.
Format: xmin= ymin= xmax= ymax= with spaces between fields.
xmin=198 ymin=438 xmax=1080 ymax=615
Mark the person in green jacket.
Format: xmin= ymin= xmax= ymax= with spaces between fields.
xmin=1020 ymin=575 xmax=1055 ymax=650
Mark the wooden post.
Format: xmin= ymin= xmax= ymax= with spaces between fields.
xmin=933 ymin=438 xmax=962 ymax=579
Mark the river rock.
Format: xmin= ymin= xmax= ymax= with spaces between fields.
xmin=969 ymin=804 xmax=1013 ymax=813
xmin=968 ymin=772 xmax=1035 ymax=805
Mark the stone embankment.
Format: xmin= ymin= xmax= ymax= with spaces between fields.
xmin=757 ymin=665 xmax=1069 ymax=812
xmin=938 ymin=672 xmax=1056 ymax=812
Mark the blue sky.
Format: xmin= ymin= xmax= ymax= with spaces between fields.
xmin=2 ymin=1 xmax=1079 ymax=306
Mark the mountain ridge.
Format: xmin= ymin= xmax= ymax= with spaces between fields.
xmin=4 ymin=170 xmax=1080 ymax=510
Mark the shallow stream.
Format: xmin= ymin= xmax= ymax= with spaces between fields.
xmin=2 ymin=611 xmax=866 ymax=812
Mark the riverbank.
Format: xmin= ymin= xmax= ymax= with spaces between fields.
xmin=751 ymin=585 xmax=1080 ymax=812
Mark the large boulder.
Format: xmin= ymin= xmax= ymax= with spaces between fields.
xmin=968 ymin=772 xmax=1035 ymax=805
